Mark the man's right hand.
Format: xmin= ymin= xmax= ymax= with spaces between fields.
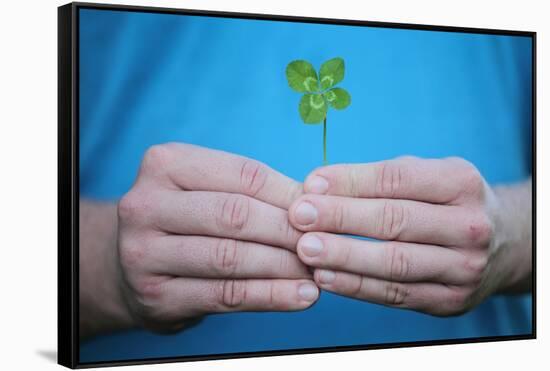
xmin=116 ymin=143 xmax=318 ymax=333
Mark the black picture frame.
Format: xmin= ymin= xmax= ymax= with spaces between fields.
xmin=58 ymin=2 xmax=537 ymax=369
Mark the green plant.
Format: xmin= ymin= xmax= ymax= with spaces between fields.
xmin=285 ymin=57 xmax=351 ymax=165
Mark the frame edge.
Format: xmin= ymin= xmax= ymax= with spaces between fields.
xmin=58 ymin=2 xmax=78 ymax=369
xmin=65 ymin=2 xmax=536 ymax=368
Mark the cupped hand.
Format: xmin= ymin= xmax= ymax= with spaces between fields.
xmin=117 ymin=143 xmax=318 ymax=333
xmin=289 ymin=156 xmax=513 ymax=316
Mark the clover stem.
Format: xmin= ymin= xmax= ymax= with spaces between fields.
xmin=323 ymin=114 xmax=327 ymax=166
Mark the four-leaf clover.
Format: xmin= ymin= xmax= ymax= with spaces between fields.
xmin=286 ymin=57 xmax=351 ymax=164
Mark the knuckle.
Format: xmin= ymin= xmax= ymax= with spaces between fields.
xmin=211 ymin=239 xmax=240 ymax=277
xmin=283 ymin=217 xmax=301 ymax=247
xmin=135 ymin=278 xmax=164 ymax=302
xmin=333 ymin=202 xmax=347 ymax=233
xmin=385 ymin=243 xmax=410 ymax=281
xmin=131 ymin=277 xmax=169 ymax=321
xmin=376 ymin=161 xmax=405 ymax=198
xmin=217 ymin=194 xmax=251 ymax=233
xmin=378 ymin=201 xmax=407 ymax=240
xmin=118 ymin=242 xmax=148 ymax=272
xmin=117 ymin=191 xmax=154 ymax=224
xmin=446 ymin=156 xmax=474 ymax=172
xmin=457 ymin=160 xmax=485 ymax=199
xmin=465 ymin=213 xmax=494 ymax=247
xmin=383 ymin=281 xmax=409 ymax=306
xmin=117 ymin=192 xmax=139 ymax=222
xmin=350 ymin=276 xmax=366 ymax=297
xmin=396 ymin=155 xmax=419 ymax=162
xmin=267 ymin=281 xmax=276 ymax=308
xmin=220 ymin=280 xmax=247 ymax=308
xmin=141 ymin=144 xmax=172 ymax=174
xmin=128 ymin=276 xmax=185 ymax=328
xmin=239 ymin=159 xmax=268 ymax=198
xmin=347 ymin=166 xmax=359 ymax=197
xmin=278 ymin=250 xmax=291 ymax=275
xmin=446 ymin=156 xmax=469 ymax=165
xmin=336 ymin=242 xmax=353 ymax=270
xmin=463 ymin=254 xmax=488 ymax=285
xmin=444 ymin=287 xmax=471 ymax=315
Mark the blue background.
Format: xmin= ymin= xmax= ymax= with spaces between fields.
xmin=78 ymin=8 xmax=533 ymax=363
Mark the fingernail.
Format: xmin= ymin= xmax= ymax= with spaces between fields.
xmin=294 ymin=202 xmax=318 ymax=225
xmin=300 ymin=234 xmax=323 ymax=257
xmin=298 ymin=283 xmax=319 ymax=302
xmin=306 ymin=175 xmax=329 ymax=194
xmin=317 ymin=269 xmax=336 ymax=284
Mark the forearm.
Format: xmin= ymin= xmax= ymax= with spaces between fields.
xmin=79 ymin=200 xmax=134 ymax=339
xmin=492 ymin=178 xmax=533 ymax=294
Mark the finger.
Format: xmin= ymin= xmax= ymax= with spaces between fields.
xmin=154 ymin=190 xmax=302 ymax=251
xmin=159 ymin=278 xmax=319 ymax=317
xmin=303 ymin=157 xmax=473 ymax=204
xmin=297 ymin=233 xmax=478 ymax=285
xmin=148 ymin=235 xmax=311 ymax=279
xmin=141 ymin=143 xmax=303 ymax=209
xmin=289 ymin=195 xmax=469 ymax=246
xmin=313 ymin=269 xmax=466 ymax=315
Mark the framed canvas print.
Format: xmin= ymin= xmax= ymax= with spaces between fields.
xmin=58 ymin=2 xmax=536 ymax=368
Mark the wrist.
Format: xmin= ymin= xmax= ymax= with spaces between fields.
xmin=490 ymin=180 xmax=532 ymax=294
xmin=79 ymin=201 xmax=135 ymax=339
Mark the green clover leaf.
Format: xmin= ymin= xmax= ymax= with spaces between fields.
xmin=285 ymin=60 xmax=319 ymax=93
xmin=285 ymin=57 xmax=351 ymax=165
xmin=323 ymin=87 xmax=351 ymax=110
xmin=299 ymin=94 xmax=328 ymax=124
xmin=319 ymin=57 xmax=345 ymax=90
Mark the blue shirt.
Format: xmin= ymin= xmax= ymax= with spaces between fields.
xmin=78 ymin=9 xmax=533 ymax=363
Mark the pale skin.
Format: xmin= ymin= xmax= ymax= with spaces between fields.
xmin=289 ymin=156 xmax=532 ymax=315
xmin=80 ymin=145 xmax=532 ymax=338
xmin=80 ymin=143 xmax=318 ymax=339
